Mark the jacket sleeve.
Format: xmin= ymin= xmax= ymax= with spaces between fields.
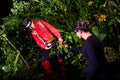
xmin=70 ymin=46 xmax=82 ymax=52
xmin=31 ymin=32 xmax=46 ymax=49
xmin=40 ymin=20 xmax=62 ymax=39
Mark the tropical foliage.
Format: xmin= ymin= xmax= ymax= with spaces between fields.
xmin=0 ymin=0 xmax=120 ymax=79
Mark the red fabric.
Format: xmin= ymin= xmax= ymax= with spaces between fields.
xmin=41 ymin=60 xmax=51 ymax=70
xmin=58 ymin=58 xmax=65 ymax=72
xmin=41 ymin=60 xmax=53 ymax=74
xmin=60 ymin=65 xmax=65 ymax=72
xmin=58 ymin=58 xmax=63 ymax=63
xmin=31 ymin=20 xmax=62 ymax=49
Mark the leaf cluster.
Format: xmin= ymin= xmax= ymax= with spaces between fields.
xmin=0 ymin=0 xmax=120 ymax=79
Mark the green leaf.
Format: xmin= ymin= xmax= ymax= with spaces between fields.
xmin=115 ymin=17 xmax=120 ymax=23
xmin=109 ymin=1 xmax=120 ymax=10
xmin=64 ymin=48 xmax=69 ymax=53
xmin=14 ymin=52 xmax=20 ymax=67
xmin=92 ymin=27 xmax=106 ymax=42
xmin=72 ymin=32 xmax=79 ymax=43
xmin=92 ymin=27 xmax=99 ymax=37
xmin=99 ymin=33 xmax=106 ymax=42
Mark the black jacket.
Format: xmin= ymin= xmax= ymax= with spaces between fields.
xmin=71 ymin=35 xmax=109 ymax=77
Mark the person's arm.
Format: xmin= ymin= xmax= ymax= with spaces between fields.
xmin=70 ymin=46 xmax=82 ymax=52
xmin=64 ymin=44 xmax=82 ymax=52
xmin=31 ymin=31 xmax=52 ymax=49
xmin=40 ymin=20 xmax=62 ymax=38
xmin=40 ymin=20 xmax=63 ymax=47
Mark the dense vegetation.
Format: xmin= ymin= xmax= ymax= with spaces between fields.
xmin=0 ymin=0 xmax=120 ymax=80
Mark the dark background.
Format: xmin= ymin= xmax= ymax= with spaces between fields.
xmin=0 ymin=0 xmax=13 ymax=19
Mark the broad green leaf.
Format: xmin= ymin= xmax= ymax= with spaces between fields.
xmin=92 ymin=27 xmax=99 ymax=37
xmin=99 ymin=33 xmax=106 ymax=42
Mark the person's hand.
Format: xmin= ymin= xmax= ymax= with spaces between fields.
xmin=58 ymin=38 xmax=63 ymax=48
xmin=63 ymin=44 xmax=71 ymax=48
xmin=63 ymin=44 xmax=69 ymax=48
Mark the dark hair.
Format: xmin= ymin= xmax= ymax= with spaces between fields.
xmin=73 ymin=20 xmax=89 ymax=32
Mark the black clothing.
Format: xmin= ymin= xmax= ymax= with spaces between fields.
xmin=71 ymin=35 xmax=109 ymax=80
xmin=41 ymin=40 xmax=62 ymax=61
xmin=83 ymin=35 xmax=108 ymax=77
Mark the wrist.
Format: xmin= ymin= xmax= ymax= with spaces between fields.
xmin=58 ymin=38 xmax=63 ymax=41
xmin=58 ymin=38 xmax=63 ymax=47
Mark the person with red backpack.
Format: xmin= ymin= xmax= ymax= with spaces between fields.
xmin=22 ymin=18 xmax=65 ymax=79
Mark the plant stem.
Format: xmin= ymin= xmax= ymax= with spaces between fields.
xmin=3 ymin=35 xmax=30 ymax=69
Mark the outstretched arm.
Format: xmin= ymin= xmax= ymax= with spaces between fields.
xmin=63 ymin=44 xmax=82 ymax=52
